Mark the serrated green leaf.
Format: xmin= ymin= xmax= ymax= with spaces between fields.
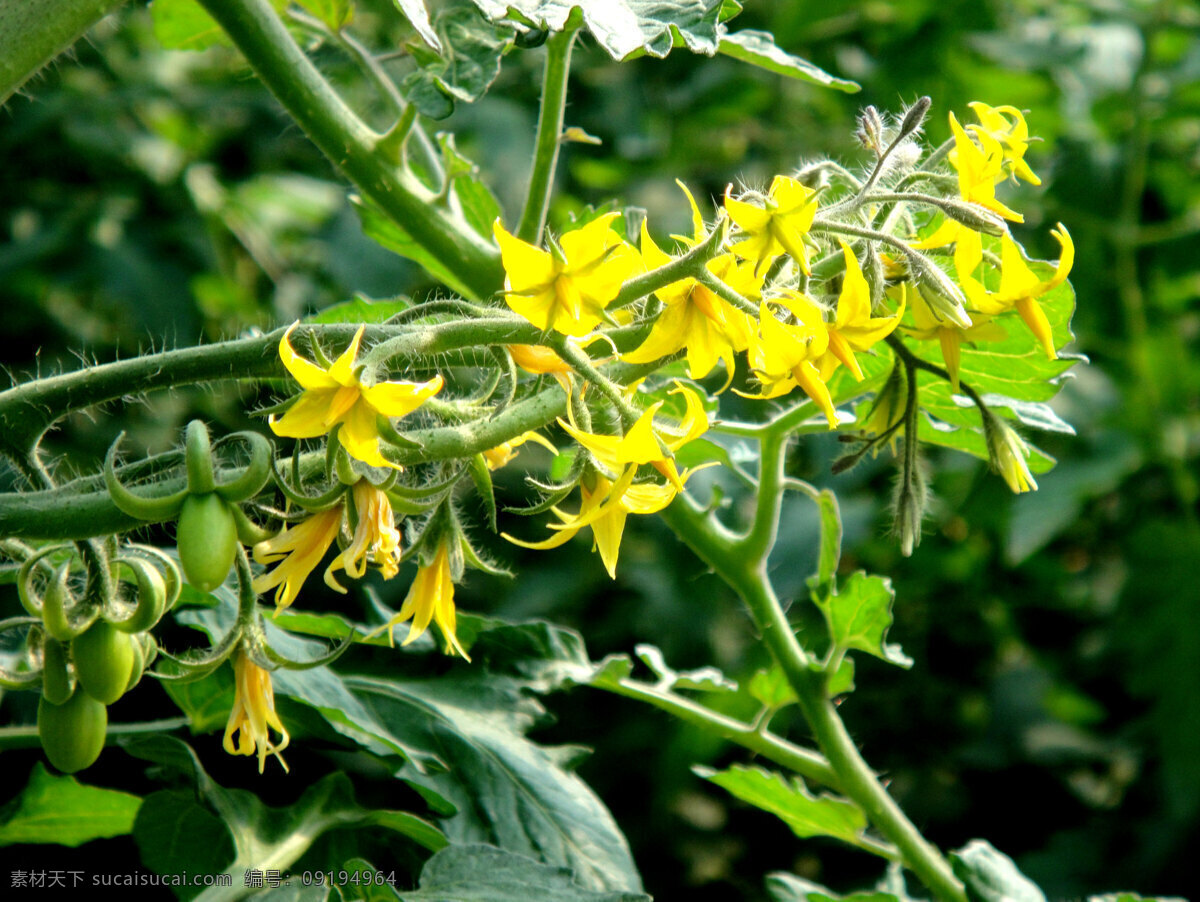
xmin=748 ymin=666 xmax=797 ymax=709
xmin=717 ymin=29 xmax=859 ymax=92
xmin=399 ymin=844 xmax=650 ymax=901
xmin=402 ymin=6 xmax=514 ymax=118
xmin=950 ymin=839 xmax=1046 ymax=902
xmin=695 ymin=764 xmax=867 ymax=844
xmin=814 ymin=571 xmax=913 ymax=668
xmin=813 ymin=488 xmax=841 ymax=590
xmin=125 ymin=735 xmax=445 ymax=898
xmin=470 ymin=0 xmax=723 ymax=60
xmin=348 ymin=673 xmax=643 ymax=893
xmin=307 ymin=297 xmax=411 ymax=324
xmin=353 ymin=195 xmax=481 ymax=299
xmin=0 ymin=763 xmax=142 ymax=847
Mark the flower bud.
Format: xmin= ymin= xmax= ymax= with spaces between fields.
xmin=984 ymin=415 xmax=1038 ymax=493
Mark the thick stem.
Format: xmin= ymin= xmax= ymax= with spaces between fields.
xmin=515 ymin=25 xmax=579 ymax=245
xmin=196 ymin=0 xmax=502 ymax=300
xmin=661 ymin=463 xmax=966 ymax=901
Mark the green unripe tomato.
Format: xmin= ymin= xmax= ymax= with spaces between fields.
xmin=72 ymin=620 xmax=134 ymax=705
xmin=177 ymin=493 xmax=238 ymax=592
xmin=38 ymin=690 xmax=107 ymax=773
xmin=41 ymin=636 xmax=74 ymax=705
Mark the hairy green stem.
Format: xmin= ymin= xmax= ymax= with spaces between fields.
xmin=196 ymin=0 xmax=502 ymax=300
xmin=515 ymin=25 xmax=579 ymax=244
xmin=662 ymin=452 xmax=966 ymax=901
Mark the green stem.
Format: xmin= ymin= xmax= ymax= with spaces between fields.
xmin=661 ymin=461 xmax=965 ymax=901
xmin=593 ymin=676 xmax=843 ymax=792
xmin=196 ymin=0 xmax=502 ymax=300
xmin=611 ymin=215 xmax=729 ymax=309
xmin=515 ymin=25 xmax=579 ymax=244
xmin=0 ymin=717 xmax=191 ymax=750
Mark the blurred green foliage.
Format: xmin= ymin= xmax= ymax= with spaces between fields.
xmin=1 ymin=0 xmax=1197 ymax=899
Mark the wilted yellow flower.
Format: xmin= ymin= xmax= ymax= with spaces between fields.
xmin=906 ymin=287 xmax=1006 ymax=392
xmin=507 ymin=344 xmax=571 ymax=374
xmin=725 ymin=175 xmax=819 ymax=276
xmin=987 ymin=420 xmax=1038 ymax=493
xmin=494 ymin=214 xmax=641 ymax=337
xmin=270 ymin=324 xmax=443 ymax=470
xmin=369 ymin=542 xmax=468 ymax=659
xmin=624 ymin=184 xmax=760 ymax=387
xmin=741 ymin=293 xmax=837 ymax=428
xmin=223 ymin=651 xmax=290 ymax=774
xmin=956 ymin=224 xmax=1074 ymax=359
xmin=251 ymin=506 xmax=343 ymax=611
xmin=327 ymin=481 xmax=402 ymax=586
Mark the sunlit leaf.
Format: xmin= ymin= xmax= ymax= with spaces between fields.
xmin=951 ymin=839 xmax=1046 ymax=902
xmin=813 ymin=571 xmax=912 ymax=668
xmin=0 ymin=763 xmax=141 ymax=847
xmin=717 ymin=30 xmax=859 ymax=92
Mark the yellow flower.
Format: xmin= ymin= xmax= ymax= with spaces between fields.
xmin=369 ymin=542 xmax=468 ymax=659
xmin=968 ymin=102 xmax=1041 ymax=186
xmin=483 ymin=430 xmax=559 ymax=471
xmin=223 ymin=651 xmax=290 ymax=774
xmin=251 ymin=506 xmax=343 ymax=611
xmin=624 ymin=183 xmax=761 ymax=387
xmin=741 ymin=293 xmax=838 ymax=428
xmin=327 ymin=481 xmax=402 ymax=585
xmin=816 ymin=242 xmax=905 ymax=381
xmin=270 ymin=324 xmax=444 ymax=470
xmin=503 ymin=465 xmax=684 ymax=579
xmin=987 ymin=420 xmax=1038 ymax=493
xmin=956 ymin=224 xmax=1074 ymax=359
xmin=494 ymin=214 xmax=641 ymax=337
xmin=915 ymin=112 xmax=1022 ymax=249
xmin=725 ymin=175 xmax=819 ymax=276
xmin=557 ymin=382 xmax=709 ymax=491
xmin=905 ymin=286 xmax=1007 ymax=392
xmin=252 ymin=481 xmax=403 ymax=610
xmin=507 ymin=343 xmax=571 ymax=374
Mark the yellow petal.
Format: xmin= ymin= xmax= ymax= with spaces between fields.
xmin=279 ymin=323 xmax=338 ymax=390
xmin=270 ymin=389 xmax=343 ymax=438
xmin=339 ymin=400 xmax=399 ymax=470
xmin=327 ymin=326 xmax=366 ymax=386
xmin=361 ymin=374 xmax=444 ymax=418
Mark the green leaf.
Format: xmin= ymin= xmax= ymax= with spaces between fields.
xmin=296 ymin=0 xmax=355 ymax=31
xmin=393 ymin=0 xmax=440 ymax=50
xmin=354 ymin=195 xmax=481 ymax=299
xmin=348 ymin=672 xmax=644 ymax=893
xmin=399 ymin=844 xmax=650 ymax=901
xmin=813 ymin=571 xmax=913 ymax=669
xmin=470 ymin=0 xmax=724 ymax=60
xmin=401 ymin=6 xmax=514 ymax=119
xmin=717 ymin=30 xmax=859 ymax=92
xmin=765 ymin=872 xmax=901 ymax=902
xmin=950 ymin=840 xmax=1046 ymax=902
xmin=813 ymin=488 xmax=842 ymax=591
xmin=125 ymin=735 xmax=446 ymax=898
xmin=695 ymin=764 xmax=868 ymax=845
xmin=634 ymin=643 xmax=737 ymax=692
xmin=308 ymin=296 xmax=412 ymax=324
xmin=1088 ymin=895 xmax=1189 ymax=902
xmin=437 ymin=134 xmax=504 ymax=240
xmin=468 ymin=453 xmax=499 ymax=531
xmin=151 ymin=0 xmax=287 ymax=51
xmin=0 ymin=0 xmax=125 ymax=105
xmin=0 ymin=763 xmax=141 ymax=847
xmin=748 ymin=666 xmax=796 ymax=709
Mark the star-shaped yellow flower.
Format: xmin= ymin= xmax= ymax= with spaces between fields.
xmin=725 ymin=175 xmax=819 ymax=276
xmin=270 ymin=324 xmax=443 ymax=470
xmin=955 ymin=224 xmax=1074 ymax=359
xmin=503 ymin=465 xmax=685 ymax=579
xmin=494 ymin=214 xmax=641 ymax=337
xmin=816 ymin=242 xmax=905 ymax=381
xmin=741 ymin=293 xmax=837 ymax=428
xmin=624 ymin=183 xmax=760 ymax=387
xmin=369 ymin=541 xmax=468 ymax=659
xmin=223 ymin=650 xmax=290 ymax=774
xmin=968 ymin=102 xmax=1041 ymax=186
xmin=557 ymin=382 xmax=710 ymax=491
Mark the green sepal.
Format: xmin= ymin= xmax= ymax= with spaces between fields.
xmin=213 ymin=430 xmax=273 ymax=503
xmin=109 ymin=555 xmax=168 ymax=635
xmin=505 ymin=478 xmax=577 ymax=516
xmin=375 ymin=413 xmax=425 ymax=450
xmin=467 ymin=453 xmax=499 ymax=532
xmin=0 ymin=616 xmax=45 ymax=690
xmin=122 ymin=544 xmax=182 ymax=611
xmin=184 ymin=420 xmax=218 ymax=495
xmin=254 ymin=620 xmax=356 ymax=672
xmin=269 ymin=455 xmax=347 ymax=512
xmin=229 ymin=503 xmax=277 ymax=546
xmin=104 ymin=434 xmax=189 ymax=522
xmin=41 ymin=635 xmax=75 ymax=704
